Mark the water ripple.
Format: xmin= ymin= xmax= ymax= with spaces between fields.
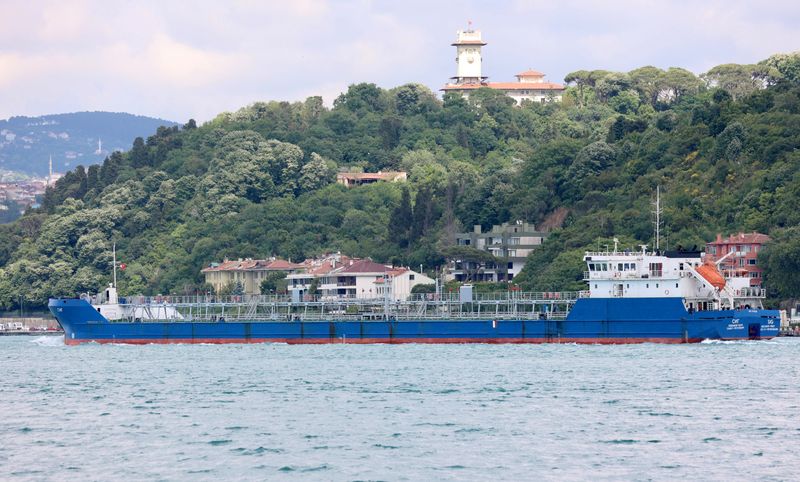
xmin=2 ymin=336 xmax=800 ymax=480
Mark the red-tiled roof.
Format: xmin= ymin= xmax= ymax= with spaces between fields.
xmin=294 ymin=254 xmax=356 ymax=276
xmin=337 ymin=172 xmax=406 ymax=181
xmin=201 ymin=258 xmax=299 ymax=273
xmin=374 ymin=267 xmax=410 ymax=283
xmin=708 ymin=232 xmax=771 ymax=245
xmin=442 ymin=81 xmax=565 ymax=91
xmin=516 ymin=70 xmax=544 ymax=77
xmin=337 ymin=259 xmax=391 ymax=274
xmin=266 ymin=259 xmax=300 ymax=270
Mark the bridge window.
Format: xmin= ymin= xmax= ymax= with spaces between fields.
xmin=649 ymin=262 xmax=663 ymax=277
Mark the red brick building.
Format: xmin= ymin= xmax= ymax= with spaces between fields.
xmin=706 ymin=232 xmax=771 ymax=287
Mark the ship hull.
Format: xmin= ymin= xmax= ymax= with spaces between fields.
xmin=49 ymin=298 xmax=780 ymax=345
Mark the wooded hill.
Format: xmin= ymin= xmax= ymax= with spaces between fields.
xmin=1 ymin=52 xmax=799 ymax=309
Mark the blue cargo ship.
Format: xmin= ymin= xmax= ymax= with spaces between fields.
xmin=48 ymin=245 xmax=780 ymax=345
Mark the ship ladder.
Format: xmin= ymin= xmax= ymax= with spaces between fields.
xmin=245 ymin=298 xmax=259 ymax=319
xmin=415 ymin=300 xmax=427 ymax=319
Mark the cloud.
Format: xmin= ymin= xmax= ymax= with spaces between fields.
xmin=104 ymin=34 xmax=249 ymax=88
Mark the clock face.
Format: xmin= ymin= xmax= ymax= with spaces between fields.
xmin=467 ymin=56 xmax=474 ymax=63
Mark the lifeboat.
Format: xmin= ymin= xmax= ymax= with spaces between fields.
xmin=696 ymin=262 xmax=726 ymax=290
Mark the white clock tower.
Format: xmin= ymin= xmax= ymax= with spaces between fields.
xmin=451 ymin=25 xmax=487 ymax=85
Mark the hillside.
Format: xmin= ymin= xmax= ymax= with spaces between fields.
xmin=1 ymin=52 xmax=799 ymax=309
xmin=0 ymin=112 xmax=179 ymax=176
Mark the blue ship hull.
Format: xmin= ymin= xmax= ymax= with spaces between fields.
xmin=48 ymin=298 xmax=780 ymax=345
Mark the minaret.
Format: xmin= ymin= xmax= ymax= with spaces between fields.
xmin=95 ymin=138 xmax=103 ymax=155
xmin=48 ymin=155 xmax=53 ymax=186
xmin=451 ymin=22 xmax=487 ymax=85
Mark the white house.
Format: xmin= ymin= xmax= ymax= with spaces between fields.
xmin=287 ymin=254 xmax=434 ymax=301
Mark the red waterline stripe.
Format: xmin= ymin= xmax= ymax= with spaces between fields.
xmin=63 ymin=336 xmax=714 ymax=346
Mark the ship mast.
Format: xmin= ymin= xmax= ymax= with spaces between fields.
xmin=653 ymin=186 xmax=662 ymax=251
xmin=113 ymin=242 xmax=117 ymax=288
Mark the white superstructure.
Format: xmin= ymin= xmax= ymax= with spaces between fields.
xmin=584 ymin=243 xmax=764 ymax=312
xmin=88 ymin=284 xmax=184 ymax=321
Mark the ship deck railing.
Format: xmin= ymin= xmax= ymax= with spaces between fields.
xmin=112 ymin=291 xmax=586 ymax=323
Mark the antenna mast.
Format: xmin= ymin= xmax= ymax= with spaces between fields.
xmin=653 ymin=186 xmax=662 ymax=251
xmin=113 ymin=242 xmax=117 ymax=288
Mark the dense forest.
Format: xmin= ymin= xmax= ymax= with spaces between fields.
xmin=1 ymin=52 xmax=799 ymax=309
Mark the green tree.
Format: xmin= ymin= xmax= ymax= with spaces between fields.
xmin=260 ymin=271 xmax=288 ymax=294
xmin=702 ymin=63 xmax=761 ymax=99
xmin=760 ymin=227 xmax=800 ymax=299
xmin=389 ymin=187 xmax=413 ymax=248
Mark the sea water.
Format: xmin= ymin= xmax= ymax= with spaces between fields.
xmin=2 ymin=336 xmax=800 ymax=481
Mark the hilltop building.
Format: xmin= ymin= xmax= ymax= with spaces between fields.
xmin=336 ymin=171 xmax=407 ymax=188
xmin=441 ymin=27 xmax=564 ymax=104
xmin=202 ymin=258 xmax=302 ymax=295
xmin=446 ymin=221 xmax=548 ymax=282
xmin=287 ymin=253 xmax=433 ymax=301
xmin=706 ymin=232 xmax=770 ymax=287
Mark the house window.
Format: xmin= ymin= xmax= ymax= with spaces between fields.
xmin=748 ymin=259 xmax=757 ymax=265
xmin=409 ymin=274 xmax=415 ymax=280
xmin=750 ymin=272 xmax=760 ymax=278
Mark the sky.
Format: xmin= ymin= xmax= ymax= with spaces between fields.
xmin=1 ymin=0 xmax=798 ymax=123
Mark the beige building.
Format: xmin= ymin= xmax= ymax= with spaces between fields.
xmin=202 ymin=258 xmax=301 ymax=295
xmin=441 ymin=28 xmax=564 ymax=104
xmin=336 ymin=171 xmax=407 ymax=188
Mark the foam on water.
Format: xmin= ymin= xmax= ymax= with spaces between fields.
xmin=28 ymin=335 xmax=64 ymax=347
xmin=3 ymin=336 xmax=800 ymax=480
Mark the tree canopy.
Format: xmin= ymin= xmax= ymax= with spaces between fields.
xmin=2 ymin=51 xmax=800 ymax=308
